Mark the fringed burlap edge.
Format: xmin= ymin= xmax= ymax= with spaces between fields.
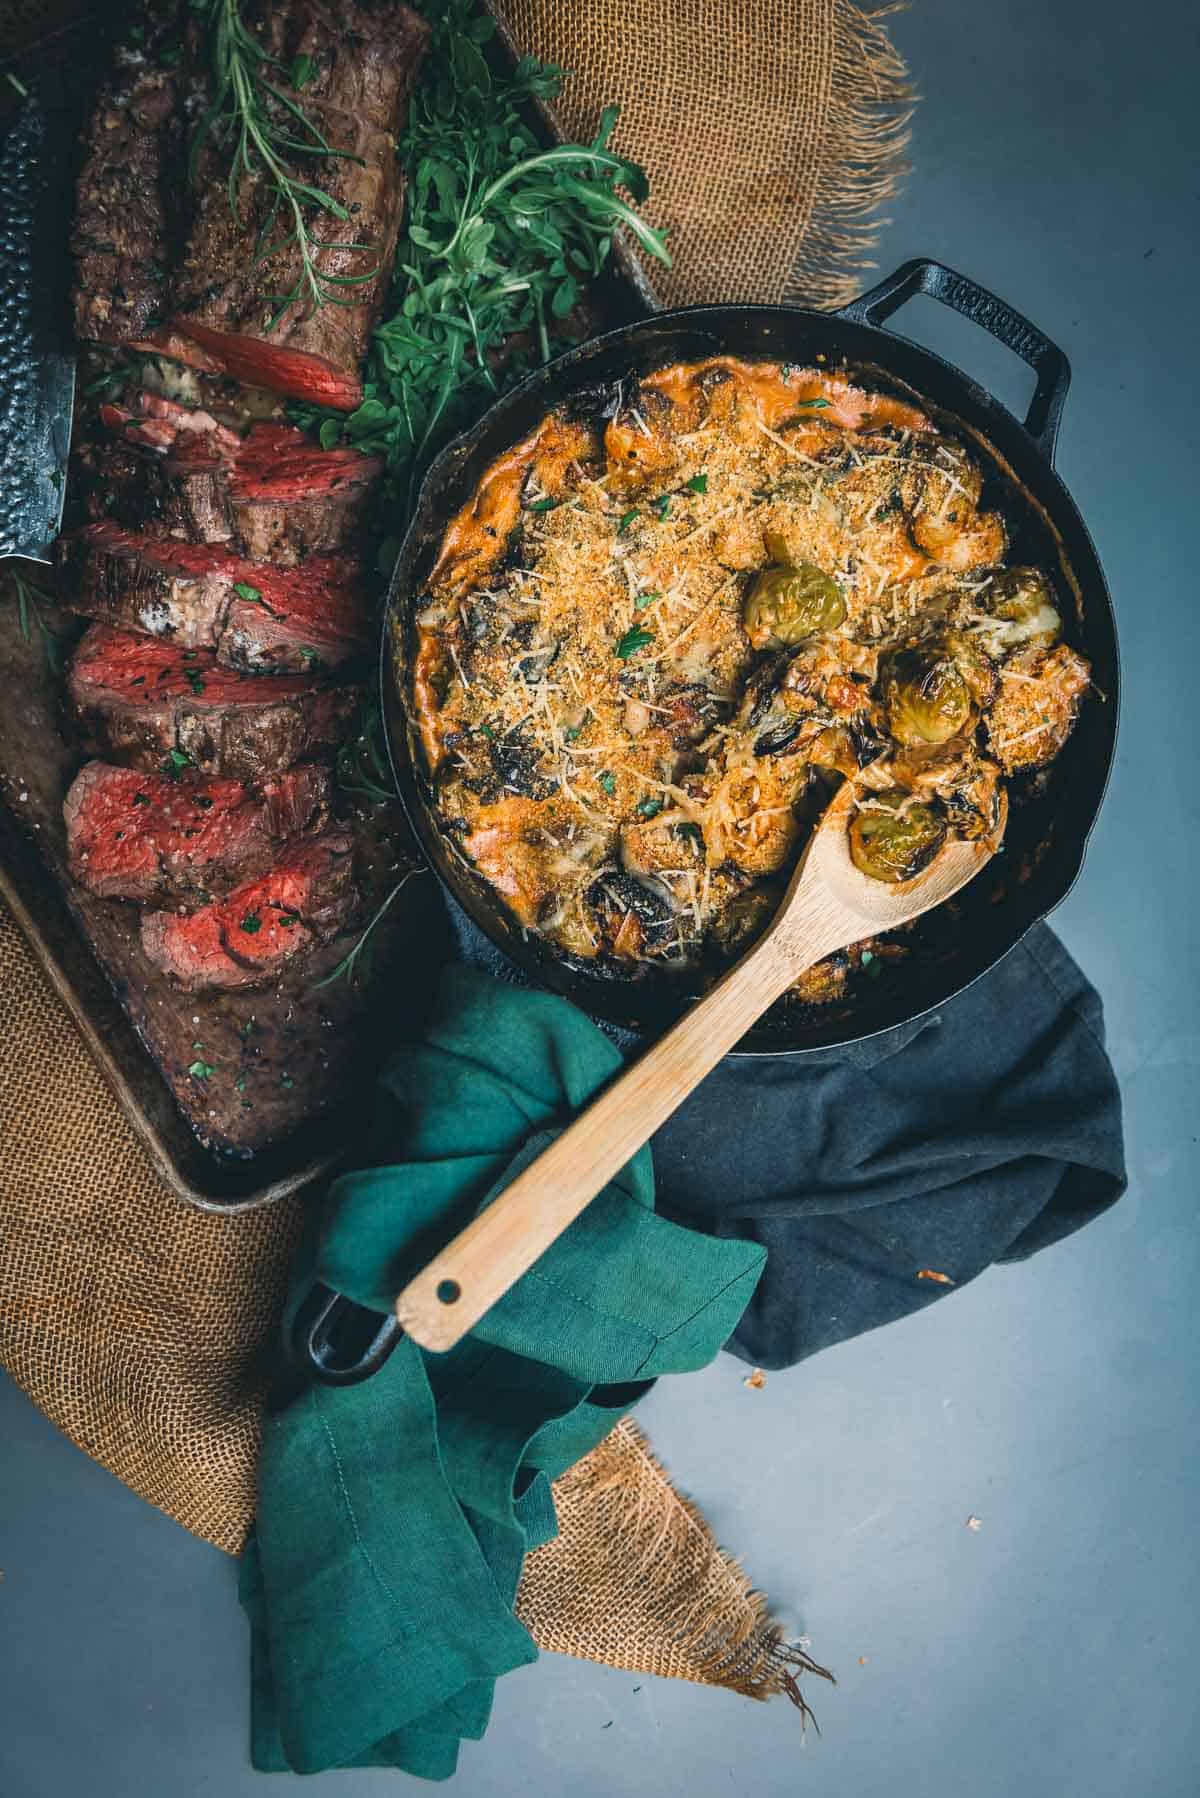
xmin=522 ymin=1419 xmax=835 ymax=1714
xmin=788 ymin=2 xmax=916 ymax=309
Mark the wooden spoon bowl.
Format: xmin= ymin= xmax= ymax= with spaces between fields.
xmin=397 ymin=772 xmax=1008 ymax=1352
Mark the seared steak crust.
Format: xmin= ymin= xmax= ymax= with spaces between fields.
xmin=72 ymin=45 xmax=176 ymax=345
xmin=67 ymin=624 xmax=359 ymax=780
xmin=65 ymin=759 xmax=332 ymax=904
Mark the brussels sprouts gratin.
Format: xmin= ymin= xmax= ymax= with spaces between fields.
xmin=412 ymin=358 xmax=1090 ymax=1004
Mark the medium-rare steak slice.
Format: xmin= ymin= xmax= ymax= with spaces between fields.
xmin=92 ymin=404 xmax=380 ymax=564
xmin=140 ymin=829 xmax=357 ymax=991
xmin=64 ymin=760 xmax=331 ymax=904
xmin=132 ymin=0 xmax=429 ymax=408
xmin=68 ymin=625 xmax=358 ymax=781
xmin=72 ymin=35 xmax=177 ymax=344
xmin=58 ymin=524 xmax=369 ymax=672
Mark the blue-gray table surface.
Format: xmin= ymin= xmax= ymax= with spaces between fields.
xmin=3 ymin=0 xmax=1198 ymax=1792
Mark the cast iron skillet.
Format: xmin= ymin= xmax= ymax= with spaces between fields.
xmin=380 ymin=258 xmax=1120 ymax=1057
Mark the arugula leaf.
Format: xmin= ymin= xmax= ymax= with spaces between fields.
xmin=684 ymin=472 xmax=708 ymax=494
xmin=635 ymin=796 xmax=663 ymax=818
xmin=653 ymin=495 xmax=671 ymax=520
xmin=617 ymin=508 xmax=639 ymax=535
xmin=598 ymin=770 xmax=617 ymax=796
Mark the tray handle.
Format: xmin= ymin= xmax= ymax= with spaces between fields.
xmin=835 ymin=258 xmax=1071 ymax=465
xmin=297 ymin=1283 xmax=405 ymax=1386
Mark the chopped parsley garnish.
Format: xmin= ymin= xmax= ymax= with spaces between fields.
xmin=526 ymin=496 xmax=562 ymax=513
xmin=234 ymin=1074 xmax=248 ymax=1093
xmin=478 ymin=722 xmax=495 ymax=740
xmin=653 ymin=495 xmax=671 ymax=521
xmin=195 ymin=795 xmax=214 ymax=809
xmin=635 ymin=796 xmax=663 ymax=819
xmin=279 ymin=1073 xmax=295 ymax=1090
xmin=186 ymin=671 xmax=206 ymax=695
xmin=564 ymin=724 xmax=583 ymax=742
xmin=130 ymin=676 xmax=145 ymax=687
xmin=239 ymin=1018 xmax=256 ymax=1039
xmin=240 ymin=913 xmax=263 ymax=935
xmin=796 ymin=397 xmax=831 ymax=410
xmin=298 ymin=647 xmax=324 ymax=669
xmin=132 ymin=792 xmax=150 ymax=807
xmin=598 ymin=771 xmax=617 ymax=796
xmin=617 ymin=508 xmax=639 ymax=535
xmin=187 ymin=1059 xmax=215 ymax=1081
xmin=278 ymin=912 xmax=300 ymax=929
xmin=635 ymin=591 xmax=658 ymax=610
xmin=684 ymin=472 xmax=708 ymax=494
xmin=616 ymin=626 xmax=654 ymax=659
xmin=160 ymin=749 xmax=193 ymax=780
xmin=232 ymin=582 xmax=266 ymax=606
xmin=676 ymin=821 xmax=703 ymax=845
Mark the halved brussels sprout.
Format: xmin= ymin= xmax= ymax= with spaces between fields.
xmin=883 ymin=647 xmax=972 ymax=745
xmin=848 ymin=789 xmax=947 ymax=882
xmin=743 ymin=541 xmax=846 ymax=650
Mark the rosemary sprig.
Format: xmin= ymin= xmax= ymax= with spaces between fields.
xmin=193 ymin=0 xmax=377 ymax=328
xmin=3 ymin=565 xmax=64 ymax=672
xmin=313 ymin=867 xmax=425 ymax=989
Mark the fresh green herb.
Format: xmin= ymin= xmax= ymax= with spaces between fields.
xmin=234 ymin=1074 xmax=248 ymax=1093
xmin=186 ymin=671 xmax=206 ymax=695
xmin=192 ymin=0 xmax=377 ymax=328
xmin=160 ymin=749 xmax=193 ymax=780
xmin=598 ymin=771 xmax=617 ymax=796
xmin=676 ymin=821 xmax=703 ymax=845
xmin=796 ymin=397 xmax=831 ymax=410
xmin=635 ymin=796 xmax=663 ymax=819
xmin=240 ymin=913 xmax=263 ymax=935
xmin=564 ymin=724 xmax=582 ymax=742
xmin=335 ymin=700 xmax=397 ymax=806
xmin=232 ymin=581 xmax=263 ymax=603
xmin=297 ymin=646 xmax=324 ymax=668
xmin=292 ymin=0 xmax=668 ymax=509
xmin=239 ymin=1017 xmax=256 ymax=1039
xmin=861 ymin=948 xmax=884 ymax=979
xmin=653 ymin=495 xmax=671 ymax=521
xmin=132 ymin=792 xmax=150 ymax=806
xmin=192 ymin=1040 xmax=205 ymax=1051
xmin=634 ymin=591 xmax=658 ymax=610
xmin=313 ymin=868 xmax=425 ymax=988
xmin=187 ymin=1059 xmax=215 ymax=1081
xmin=479 ymin=722 xmax=496 ymax=740
xmin=615 ymin=626 xmax=654 ymax=659
xmin=195 ymin=795 xmax=214 ymax=809
xmin=288 ymin=52 xmax=316 ymax=90
xmin=130 ymin=675 xmax=146 ymax=686
xmin=684 ymin=472 xmax=708 ymax=494
xmin=277 ymin=912 xmax=300 ymax=929
xmin=4 ymin=567 xmax=64 ymax=671
xmin=525 ymin=496 xmax=563 ymax=513
xmin=617 ymin=508 xmax=639 ymax=535
xmin=279 ymin=1073 xmax=295 ymax=1089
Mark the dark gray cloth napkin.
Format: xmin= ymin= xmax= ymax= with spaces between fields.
xmin=438 ymin=903 xmax=1126 ymax=1372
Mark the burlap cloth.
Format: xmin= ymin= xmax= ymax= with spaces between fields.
xmin=0 ymin=0 xmax=910 ymax=1698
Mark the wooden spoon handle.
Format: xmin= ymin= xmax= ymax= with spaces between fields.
xmin=395 ymin=934 xmax=805 ymax=1352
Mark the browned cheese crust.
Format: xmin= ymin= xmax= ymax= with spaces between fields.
xmin=413 ymin=358 xmax=1091 ymax=1001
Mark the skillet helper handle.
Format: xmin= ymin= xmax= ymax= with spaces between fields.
xmin=395 ymin=936 xmax=813 ymax=1353
xmin=836 ymin=258 xmax=1071 ymax=466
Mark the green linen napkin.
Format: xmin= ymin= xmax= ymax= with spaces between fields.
xmin=242 ymin=966 xmax=766 ymax=1779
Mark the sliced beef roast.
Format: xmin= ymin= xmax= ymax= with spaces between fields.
xmin=68 ymin=625 xmax=358 ymax=781
xmin=132 ymin=0 xmax=430 ymax=409
xmin=65 ymin=760 xmax=331 ymax=904
xmin=140 ymin=829 xmax=357 ymax=991
xmin=94 ymin=400 xmax=380 ymax=564
xmin=58 ymin=523 xmax=369 ymax=672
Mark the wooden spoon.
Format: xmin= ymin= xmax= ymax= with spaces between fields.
xmin=396 ymin=772 xmax=1006 ymax=1352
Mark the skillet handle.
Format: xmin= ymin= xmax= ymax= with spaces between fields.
xmin=835 ymin=259 xmax=1071 ymax=466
